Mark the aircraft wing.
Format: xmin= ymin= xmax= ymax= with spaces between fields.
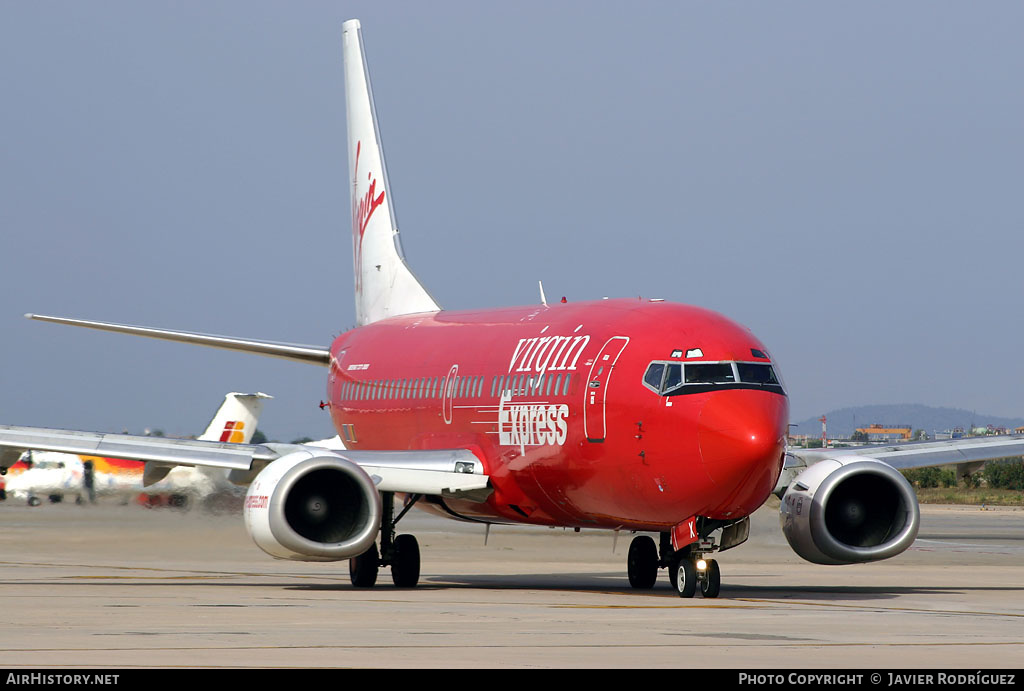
xmin=788 ymin=434 xmax=1024 ymax=469
xmin=0 ymin=426 xmax=490 ymax=501
xmin=780 ymin=434 xmax=1024 ymax=490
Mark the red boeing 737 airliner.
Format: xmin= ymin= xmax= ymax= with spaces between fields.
xmin=3 ymin=20 xmax=1023 ymax=598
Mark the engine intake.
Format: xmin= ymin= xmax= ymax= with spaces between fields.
xmin=244 ymin=451 xmax=382 ymax=561
xmin=780 ymin=458 xmax=919 ymax=565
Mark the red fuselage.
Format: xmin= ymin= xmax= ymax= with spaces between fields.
xmin=326 ymin=299 xmax=788 ymax=532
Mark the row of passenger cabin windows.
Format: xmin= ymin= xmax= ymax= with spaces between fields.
xmin=339 ymin=373 xmax=574 ymax=402
xmin=491 ymin=372 xmax=572 ymax=398
xmin=643 ymin=361 xmax=785 ymax=396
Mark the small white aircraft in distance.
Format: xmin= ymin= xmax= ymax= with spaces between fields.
xmin=4 ymin=392 xmax=270 ymax=508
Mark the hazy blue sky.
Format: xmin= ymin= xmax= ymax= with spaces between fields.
xmin=2 ymin=2 xmax=1022 ymax=441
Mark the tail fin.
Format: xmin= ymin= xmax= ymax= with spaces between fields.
xmin=342 ymin=19 xmax=440 ymax=326
xmin=196 ymin=392 xmax=271 ymax=443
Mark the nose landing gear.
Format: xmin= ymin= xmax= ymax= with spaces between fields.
xmin=697 ymin=557 xmax=721 ymax=598
xmin=667 ymin=544 xmax=721 ymax=598
xmin=673 ymin=553 xmax=720 ymax=598
xmin=626 ymin=520 xmax=740 ymax=598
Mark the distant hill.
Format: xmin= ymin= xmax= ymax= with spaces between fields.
xmin=791 ymin=404 xmax=1024 ymax=439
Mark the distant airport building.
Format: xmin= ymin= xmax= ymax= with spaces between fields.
xmin=856 ymin=424 xmax=912 ymax=441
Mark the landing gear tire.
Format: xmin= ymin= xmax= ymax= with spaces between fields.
xmin=391 ymin=534 xmax=421 ymax=588
xmin=699 ymin=559 xmax=721 ymax=598
xmin=627 ymin=535 xmax=659 ymax=589
xmin=349 ymin=542 xmax=379 ymax=588
xmin=668 ymin=545 xmax=691 ymax=591
xmin=676 ymin=558 xmax=697 ymax=598
xmin=28 ymin=496 xmax=41 ymax=507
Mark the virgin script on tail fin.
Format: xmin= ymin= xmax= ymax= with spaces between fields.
xmin=342 ymin=19 xmax=440 ymax=326
xmin=352 ymin=140 xmax=386 ymax=296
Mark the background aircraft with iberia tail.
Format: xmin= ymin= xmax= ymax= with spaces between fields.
xmin=3 ymin=392 xmax=270 ymax=509
xmin=2 ymin=19 xmax=1023 ymax=597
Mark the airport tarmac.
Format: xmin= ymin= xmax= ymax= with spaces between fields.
xmin=0 ymin=499 xmax=1021 ymax=669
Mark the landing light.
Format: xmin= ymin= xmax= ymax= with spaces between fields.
xmin=696 ymin=559 xmax=707 ymax=571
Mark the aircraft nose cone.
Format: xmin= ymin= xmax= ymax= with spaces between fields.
xmin=698 ymin=391 xmax=788 ymax=515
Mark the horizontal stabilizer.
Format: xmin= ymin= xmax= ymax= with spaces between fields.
xmin=26 ymin=314 xmax=330 ymax=366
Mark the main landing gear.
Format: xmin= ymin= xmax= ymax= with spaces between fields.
xmin=625 ymin=530 xmax=722 ymax=598
xmin=349 ymin=492 xmax=423 ymax=589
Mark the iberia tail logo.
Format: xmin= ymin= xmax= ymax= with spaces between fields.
xmin=219 ymin=421 xmax=246 ymax=443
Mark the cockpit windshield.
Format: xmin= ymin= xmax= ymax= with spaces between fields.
xmin=736 ymin=362 xmax=780 ymax=386
xmin=643 ymin=360 xmax=785 ymax=396
xmin=644 ymin=363 xmax=665 ymax=390
xmin=684 ymin=363 xmax=735 ymax=384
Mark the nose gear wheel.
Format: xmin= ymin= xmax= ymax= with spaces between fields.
xmin=676 ymin=558 xmax=696 ymax=598
xmin=699 ymin=559 xmax=721 ymax=598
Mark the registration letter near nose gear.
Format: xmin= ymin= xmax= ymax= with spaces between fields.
xmin=671 ymin=516 xmax=698 ymax=551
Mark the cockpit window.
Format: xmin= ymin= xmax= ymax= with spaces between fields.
xmin=643 ymin=360 xmax=785 ymax=396
xmin=737 ymin=362 xmax=779 ymax=385
xmin=663 ymin=363 xmax=683 ymax=392
xmin=644 ymin=363 xmax=665 ymax=390
xmin=685 ymin=363 xmax=735 ymax=384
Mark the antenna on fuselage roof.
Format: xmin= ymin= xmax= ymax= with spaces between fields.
xmin=538 ymin=281 xmax=548 ymax=307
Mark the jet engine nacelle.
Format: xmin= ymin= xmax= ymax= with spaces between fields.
xmin=780 ymin=458 xmax=919 ymax=565
xmin=243 ymin=450 xmax=382 ymax=562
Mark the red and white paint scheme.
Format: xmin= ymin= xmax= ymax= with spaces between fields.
xmin=4 ymin=19 xmax=1024 ymax=597
xmin=324 ymin=303 xmax=787 ymax=534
